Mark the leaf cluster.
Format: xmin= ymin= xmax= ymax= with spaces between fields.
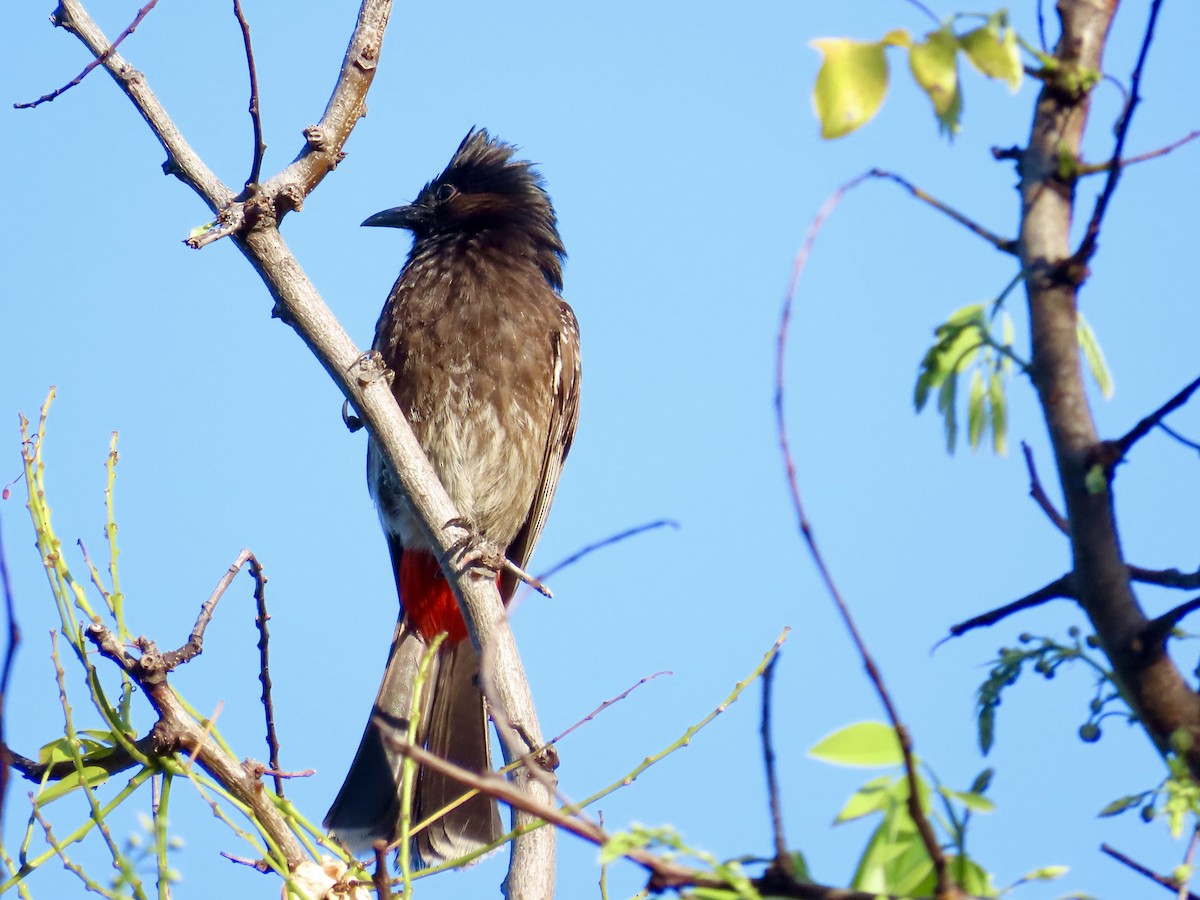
xmin=812 ymin=11 xmax=1024 ymax=139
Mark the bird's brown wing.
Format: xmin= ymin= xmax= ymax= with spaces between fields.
xmin=501 ymin=300 xmax=581 ymax=600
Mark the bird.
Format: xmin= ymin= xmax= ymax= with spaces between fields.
xmin=324 ymin=128 xmax=581 ymax=867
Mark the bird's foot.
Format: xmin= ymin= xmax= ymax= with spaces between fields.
xmin=442 ymin=518 xmax=554 ymax=599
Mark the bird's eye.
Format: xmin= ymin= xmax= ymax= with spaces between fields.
xmin=434 ymin=183 xmax=458 ymax=203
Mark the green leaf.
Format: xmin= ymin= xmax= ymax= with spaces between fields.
xmin=970 ymin=768 xmax=994 ymax=795
xmin=938 ymin=371 xmax=958 ymax=453
xmin=1077 ymin=312 xmax=1114 ymax=398
xmin=989 ymin=369 xmax=1007 ymax=455
xmin=834 ymin=775 xmax=897 ymax=822
xmin=1020 ymin=865 xmax=1069 ymax=882
xmin=939 ymin=785 xmax=996 ymax=813
xmin=35 ymin=765 xmax=110 ymax=804
xmin=1084 ymin=463 xmax=1107 ymax=495
xmin=811 ymin=38 xmax=891 ymax=138
xmin=810 ymin=721 xmax=905 ymax=767
xmin=909 ymin=27 xmax=962 ymax=135
xmin=959 ymin=20 xmax=1022 ymax=91
xmin=967 ymin=369 xmax=985 ymax=450
xmin=1098 ymin=794 xmax=1144 ymax=817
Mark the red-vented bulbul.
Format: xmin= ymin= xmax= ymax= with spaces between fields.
xmin=324 ymin=129 xmax=581 ymax=866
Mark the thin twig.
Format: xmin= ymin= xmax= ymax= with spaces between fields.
xmin=943 ymin=574 xmax=1076 ymax=641
xmin=1078 ymin=130 xmax=1200 ymax=176
xmin=388 ymin=724 xmax=911 ymax=900
xmin=870 ymin=169 xmax=1018 ymax=255
xmin=1143 ymin=596 xmax=1200 ymax=648
xmin=372 ymin=841 xmax=393 ymax=900
xmin=1072 ymin=0 xmax=1166 ymax=265
xmin=777 ymin=178 xmax=951 ymax=895
xmin=246 ymin=554 xmax=284 ymax=796
xmin=527 ymin=520 xmax=679 ymax=593
xmin=0 ymin=510 xmax=19 ymax=824
xmin=1130 ymin=565 xmax=1200 ymax=591
xmin=1158 ymin=422 xmax=1200 ymax=455
xmin=548 ymin=671 xmax=671 ymax=746
xmin=903 ymin=0 xmax=939 ymax=25
xmin=1101 ymin=842 xmax=1200 ymax=898
xmin=760 ymin=655 xmax=791 ymax=876
xmin=1021 ymin=442 xmax=1069 ymax=535
xmin=1036 ymin=0 xmax=1047 ymax=53
xmin=161 ymin=549 xmax=255 ymax=670
xmin=1109 ymin=374 xmax=1200 ymax=466
xmin=13 ymin=0 xmax=161 ymax=109
xmin=232 ymin=0 xmax=266 ymax=188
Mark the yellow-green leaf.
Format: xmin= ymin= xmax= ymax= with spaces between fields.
xmin=35 ymin=765 xmax=110 ymax=804
xmin=959 ymin=23 xmax=1022 ymax=92
xmin=811 ymin=721 xmax=905 ymax=767
xmin=967 ymin=369 xmax=985 ymax=450
xmin=989 ymin=370 xmax=1007 ymax=455
xmin=1077 ymin=312 xmax=1114 ymax=398
xmin=909 ymin=27 xmax=962 ymax=135
xmin=811 ymin=38 xmax=890 ymax=139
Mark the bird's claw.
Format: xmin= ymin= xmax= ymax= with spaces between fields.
xmin=441 ymin=519 xmax=554 ymax=599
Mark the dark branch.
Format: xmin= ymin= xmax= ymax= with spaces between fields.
xmin=1143 ymin=596 xmax=1200 ymax=649
xmin=0 ymin=512 xmax=21 ymax=821
xmin=945 ymin=574 xmax=1076 ymax=640
xmin=870 ymin=169 xmax=1018 ymax=255
xmin=777 ymin=175 xmax=952 ymax=896
xmin=760 ymin=654 xmax=791 ymax=877
xmin=232 ymin=0 xmax=266 ymax=188
xmin=1101 ymin=843 xmax=1200 ymax=899
xmin=1022 ymin=442 xmax=1069 ymax=535
xmin=1129 ymin=565 xmax=1200 ymax=591
xmin=247 ymin=554 xmax=283 ymax=796
xmin=1102 ymin=374 xmax=1200 ymax=472
xmin=1078 ymin=130 xmax=1200 ymax=176
xmin=13 ymin=0 xmax=161 ymax=109
xmin=1158 ymin=422 xmax=1200 ymax=456
xmin=1072 ymin=0 xmax=1166 ymax=266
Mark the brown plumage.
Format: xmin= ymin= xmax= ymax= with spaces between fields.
xmin=324 ymin=129 xmax=580 ymax=866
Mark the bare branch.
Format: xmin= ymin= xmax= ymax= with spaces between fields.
xmin=1078 ymin=129 xmax=1200 ymax=176
xmin=1104 ymin=374 xmax=1200 ymax=471
xmin=84 ymin=622 xmax=307 ymax=865
xmin=0 ymin=511 xmax=19 ymax=823
xmin=777 ymin=177 xmax=954 ymax=896
xmin=13 ymin=0 xmax=161 ymax=109
xmin=760 ymin=655 xmax=791 ymax=877
xmin=944 ymin=574 xmax=1076 ymax=641
xmin=870 ymin=169 xmax=1018 ymax=255
xmin=1072 ymin=0 xmax=1166 ymax=267
xmin=232 ymin=0 xmax=266 ymax=188
xmin=247 ymin=553 xmax=284 ymax=796
xmin=1101 ymin=843 xmax=1200 ymax=898
xmin=1022 ymin=441 xmax=1069 ymax=535
xmin=548 ymin=671 xmax=671 ymax=746
xmin=383 ymin=728 xmax=924 ymax=900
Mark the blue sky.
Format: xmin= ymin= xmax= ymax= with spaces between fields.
xmin=4 ymin=2 xmax=1200 ymax=898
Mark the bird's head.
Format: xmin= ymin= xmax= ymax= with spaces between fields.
xmin=363 ymin=129 xmax=564 ymax=286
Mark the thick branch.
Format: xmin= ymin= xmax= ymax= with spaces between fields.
xmin=50 ymin=1 xmax=556 ymax=893
xmin=85 ymin=623 xmax=306 ymax=865
xmin=1019 ymin=0 xmax=1200 ymax=766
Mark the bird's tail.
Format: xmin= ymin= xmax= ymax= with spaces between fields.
xmin=324 ymin=616 xmax=503 ymax=865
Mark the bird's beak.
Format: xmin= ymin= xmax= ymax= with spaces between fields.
xmin=362 ymin=205 xmax=420 ymax=229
